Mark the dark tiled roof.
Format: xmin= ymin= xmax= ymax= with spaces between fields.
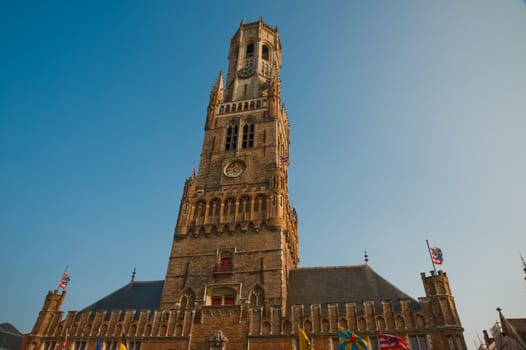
xmin=0 ymin=323 xmax=21 ymax=335
xmin=287 ymin=264 xmax=419 ymax=308
xmin=0 ymin=323 xmax=23 ymax=350
xmin=82 ymin=280 xmax=164 ymax=312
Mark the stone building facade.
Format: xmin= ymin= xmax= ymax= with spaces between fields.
xmin=25 ymin=18 xmax=466 ymax=350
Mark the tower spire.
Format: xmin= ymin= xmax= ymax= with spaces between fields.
xmin=205 ymin=71 xmax=224 ymax=130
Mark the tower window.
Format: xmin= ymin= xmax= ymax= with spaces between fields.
xmin=209 ymin=287 xmax=237 ymax=306
xmin=225 ymin=125 xmax=238 ymax=150
xmin=262 ymin=45 xmax=269 ymax=61
xmin=410 ymin=336 xmax=428 ymax=350
xmin=246 ymin=43 xmax=254 ymax=57
xmin=242 ymin=123 xmax=255 ymax=148
xmin=220 ymin=257 xmax=232 ymax=272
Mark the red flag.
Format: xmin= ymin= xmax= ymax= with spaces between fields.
xmin=61 ymin=329 xmax=68 ymax=350
xmin=429 ymin=246 xmax=444 ymax=265
xmin=58 ymin=271 xmax=70 ymax=290
xmin=379 ymin=333 xmax=409 ymax=350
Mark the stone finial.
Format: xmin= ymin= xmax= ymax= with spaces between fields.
xmin=364 ymin=250 xmax=369 ymax=264
xmin=131 ymin=268 xmax=136 ymax=282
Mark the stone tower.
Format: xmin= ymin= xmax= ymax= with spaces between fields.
xmin=24 ymin=19 xmax=468 ymax=350
xmin=160 ymin=18 xmax=298 ymax=313
xmin=31 ymin=290 xmax=65 ymax=336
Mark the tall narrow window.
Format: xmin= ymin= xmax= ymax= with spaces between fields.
xmin=242 ymin=123 xmax=255 ymax=148
xmin=262 ymin=45 xmax=269 ymax=60
xmin=220 ymin=257 xmax=232 ymax=272
xmin=225 ymin=125 xmax=238 ymax=150
xmin=246 ymin=43 xmax=254 ymax=57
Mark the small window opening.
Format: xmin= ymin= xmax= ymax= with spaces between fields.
xmin=242 ymin=124 xmax=255 ymax=148
xmin=220 ymin=257 xmax=232 ymax=272
xmin=262 ymin=45 xmax=269 ymax=61
xmin=246 ymin=43 xmax=254 ymax=57
xmin=225 ymin=125 xmax=238 ymax=150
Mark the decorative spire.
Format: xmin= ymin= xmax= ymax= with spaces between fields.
xmin=210 ymin=70 xmax=224 ymax=99
xmin=131 ymin=267 xmax=136 ymax=282
xmin=364 ymin=250 xmax=369 ymax=265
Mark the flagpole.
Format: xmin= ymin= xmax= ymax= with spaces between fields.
xmin=426 ymin=239 xmax=437 ymax=274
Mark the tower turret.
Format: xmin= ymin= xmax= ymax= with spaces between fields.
xmin=421 ymin=270 xmax=466 ymax=350
xmin=31 ymin=290 xmax=66 ymax=336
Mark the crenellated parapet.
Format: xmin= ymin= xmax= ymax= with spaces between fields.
xmin=26 ymin=293 xmax=465 ymax=350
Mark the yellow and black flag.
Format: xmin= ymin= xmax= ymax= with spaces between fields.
xmin=118 ymin=337 xmax=127 ymax=350
xmin=299 ymin=327 xmax=312 ymax=350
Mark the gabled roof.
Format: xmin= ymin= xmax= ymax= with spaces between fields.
xmin=287 ymin=264 xmax=419 ymax=308
xmin=0 ymin=323 xmax=21 ymax=335
xmin=0 ymin=323 xmax=23 ymax=350
xmin=82 ymin=280 xmax=164 ymax=312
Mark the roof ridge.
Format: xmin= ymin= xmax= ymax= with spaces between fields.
xmin=293 ymin=264 xmax=368 ymax=270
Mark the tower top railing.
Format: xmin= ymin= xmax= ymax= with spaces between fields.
xmin=218 ymin=98 xmax=268 ymax=116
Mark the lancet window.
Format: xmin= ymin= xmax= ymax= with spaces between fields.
xmin=225 ymin=125 xmax=238 ymax=150
xmin=242 ymin=123 xmax=255 ymax=148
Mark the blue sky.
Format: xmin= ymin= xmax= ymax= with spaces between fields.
xmin=1 ymin=1 xmax=525 ymax=348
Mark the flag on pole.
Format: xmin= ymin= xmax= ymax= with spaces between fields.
xmin=191 ymin=162 xmax=196 ymax=179
xmin=379 ymin=333 xmax=409 ymax=350
xmin=292 ymin=206 xmax=298 ymax=222
xmin=280 ymin=156 xmax=289 ymax=166
xmin=338 ymin=326 xmax=368 ymax=350
xmin=61 ymin=328 xmax=68 ymax=350
xmin=58 ymin=271 xmax=71 ymax=290
xmin=429 ymin=246 xmax=444 ymax=265
xmin=298 ymin=327 xmax=312 ymax=350
xmin=118 ymin=337 xmax=127 ymax=350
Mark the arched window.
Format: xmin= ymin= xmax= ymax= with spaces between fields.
xmin=209 ymin=199 xmax=221 ymax=219
xmin=223 ymin=198 xmax=235 ymax=217
xmin=181 ymin=289 xmax=196 ymax=309
xmin=249 ymin=286 xmax=265 ymax=307
xmin=238 ymin=195 xmax=250 ymax=219
xmin=194 ymin=200 xmax=206 ymax=219
xmin=242 ymin=124 xmax=255 ymax=148
xmin=262 ymin=45 xmax=269 ymax=61
xmin=246 ymin=43 xmax=254 ymax=57
xmin=225 ymin=125 xmax=238 ymax=150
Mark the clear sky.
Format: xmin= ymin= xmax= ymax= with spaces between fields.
xmin=1 ymin=1 xmax=525 ymax=349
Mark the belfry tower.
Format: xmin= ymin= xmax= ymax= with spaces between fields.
xmin=160 ymin=18 xmax=298 ymax=312
xmin=25 ymin=18 xmax=467 ymax=350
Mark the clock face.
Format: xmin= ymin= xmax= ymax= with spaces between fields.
xmin=224 ymin=160 xmax=247 ymax=178
xmin=237 ymin=67 xmax=255 ymax=79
